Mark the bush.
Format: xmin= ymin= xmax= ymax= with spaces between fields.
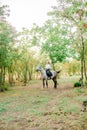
xmin=74 ymin=82 xmax=81 ymax=87
xmin=0 ymin=84 xmax=10 ymax=92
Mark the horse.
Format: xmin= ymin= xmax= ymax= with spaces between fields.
xmin=36 ymin=66 xmax=61 ymax=89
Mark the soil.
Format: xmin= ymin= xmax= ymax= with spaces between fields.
xmin=0 ymin=80 xmax=87 ymax=130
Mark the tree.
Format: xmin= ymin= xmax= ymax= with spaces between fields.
xmin=18 ymin=27 xmax=40 ymax=85
xmin=47 ymin=0 xmax=87 ymax=85
xmin=0 ymin=5 xmax=10 ymax=21
xmin=41 ymin=18 xmax=75 ymax=69
xmin=0 ymin=5 xmax=17 ymax=90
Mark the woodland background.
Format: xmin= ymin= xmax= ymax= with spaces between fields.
xmin=0 ymin=0 xmax=87 ymax=91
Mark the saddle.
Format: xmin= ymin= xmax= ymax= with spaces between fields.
xmin=46 ymin=69 xmax=52 ymax=78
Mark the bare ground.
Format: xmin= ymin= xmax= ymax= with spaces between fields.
xmin=0 ymin=80 xmax=87 ymax=130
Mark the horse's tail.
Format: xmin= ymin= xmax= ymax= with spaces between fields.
xmin=57 ymin=70 xmax=61 ymax=73
xmin=57 ymin=67 xmax=62 ymax=73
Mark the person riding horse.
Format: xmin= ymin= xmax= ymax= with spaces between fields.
xmin=36 ymin=65 xmax=61 ymax=88
xmin=45 ymin=61 xmax=53 ymax=79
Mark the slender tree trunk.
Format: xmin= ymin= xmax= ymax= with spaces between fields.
xmin=3 ymin=66 xmax=5 ymax=84
xmin=8 ymin=66 xmax=13 ymax=86
xmin=81 ymin=56 xmax=84 ymax=85
xmin=0 ymin=67 xmax=3 ymax=85
xmin=84 ymin=59 xmax=87 ymax=82
xmin=29 ymin=71 xmax=32 ymax=80
xmin=0 ymin=67 xmax=6 ymax=91
xmin=80 ymin=28 xmax=85 ymax=86
xmin=24 ymin=62 xmax=28 ymax=85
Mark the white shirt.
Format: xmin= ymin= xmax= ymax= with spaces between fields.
xmin=45 ymin=64 xmax=51 ymax=69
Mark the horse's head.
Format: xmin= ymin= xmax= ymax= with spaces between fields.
xmin=36 ymin=65 xmax=42 ymax=71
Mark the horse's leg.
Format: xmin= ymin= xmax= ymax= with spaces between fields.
xmin=53 ymin=77 xmax=57 ymax=89
xmin=46 ymin=80 xmax=48 ymax=88
xmin=43 ymin=79 xmax=45 ymax=88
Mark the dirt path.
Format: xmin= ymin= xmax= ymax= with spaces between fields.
xmin=0 ymin=81 xmax=87 ymax=130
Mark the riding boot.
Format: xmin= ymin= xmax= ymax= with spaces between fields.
xmin=51 ymin=76 xmax=54 ymax=79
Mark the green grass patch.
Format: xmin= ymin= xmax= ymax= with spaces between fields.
xmin=57 ymin=97 xmax=71 ymax=109
xmin=76 ymin=96 xmax=87 ymax=102
xmin=63 ymin=104 xmax=80 ymax=113
xmin=0 ymin=106 xmax=6 ymax=113
xmin=74 ymin=88 xmax=85 ymax=94
xmin=28 ymin=108 xmax=42 ymax=115
xmin=58 ymin=76 xmax=80 ymax=84
xmin=0 ymin=103 xmax=7 ymax=113
xmin=0 ymin=83 xmax=10 ymax=92
xmin=57 ymin=96 xmax=80 ymax=113
xmin=32 ymin=96 xmax=49 ymax=105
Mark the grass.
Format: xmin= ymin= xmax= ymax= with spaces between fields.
xmin=0 ymin=76 xmax=87 ymax=130
xmin=58 ymin=75 xmax=80 ymax=83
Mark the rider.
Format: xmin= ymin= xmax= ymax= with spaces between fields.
xmin=45 ymin=61 xmax=52 ymax=79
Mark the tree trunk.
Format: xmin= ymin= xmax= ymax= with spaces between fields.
xmin=23 ymin=62 xmax=28 ymax=85
xmin=8 ymin=66 xmax=14 ymax=86
xmin=80 ymin=28 xmax=85 ymax=86
xmin=3 ymin=66 xmax=6 ymax=84
xmin=29 ymin=71 xmax=32 ymax=81
xmin=84 ymin=59 xmax=87 ymax=83
xmin=0 ymin=67 xmax=3 ymax=85
xmin=81 ymin=57 xmax=84 ymax=85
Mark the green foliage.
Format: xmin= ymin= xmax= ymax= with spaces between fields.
xmin=74 ymin=82 xmax=81 ymax=87
xmin=0 ymin=21 xmax=17 ymax=67
xmin=0 ymin=83 xmax=10 ymax=92
xmin=48 ymin=0 xmax=87 ymax=83
xmin=0 ymin=1 xmax=87 ymax=89
xmin=0 ymin=5 xmax=18 ymax=89
xmin=0 ymin=5 xmax=10 ymax=20
xmin=0 ymin=26 xmax=17 ymax=85
xmin=41 ymin=20 xmax=72 ymax=64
